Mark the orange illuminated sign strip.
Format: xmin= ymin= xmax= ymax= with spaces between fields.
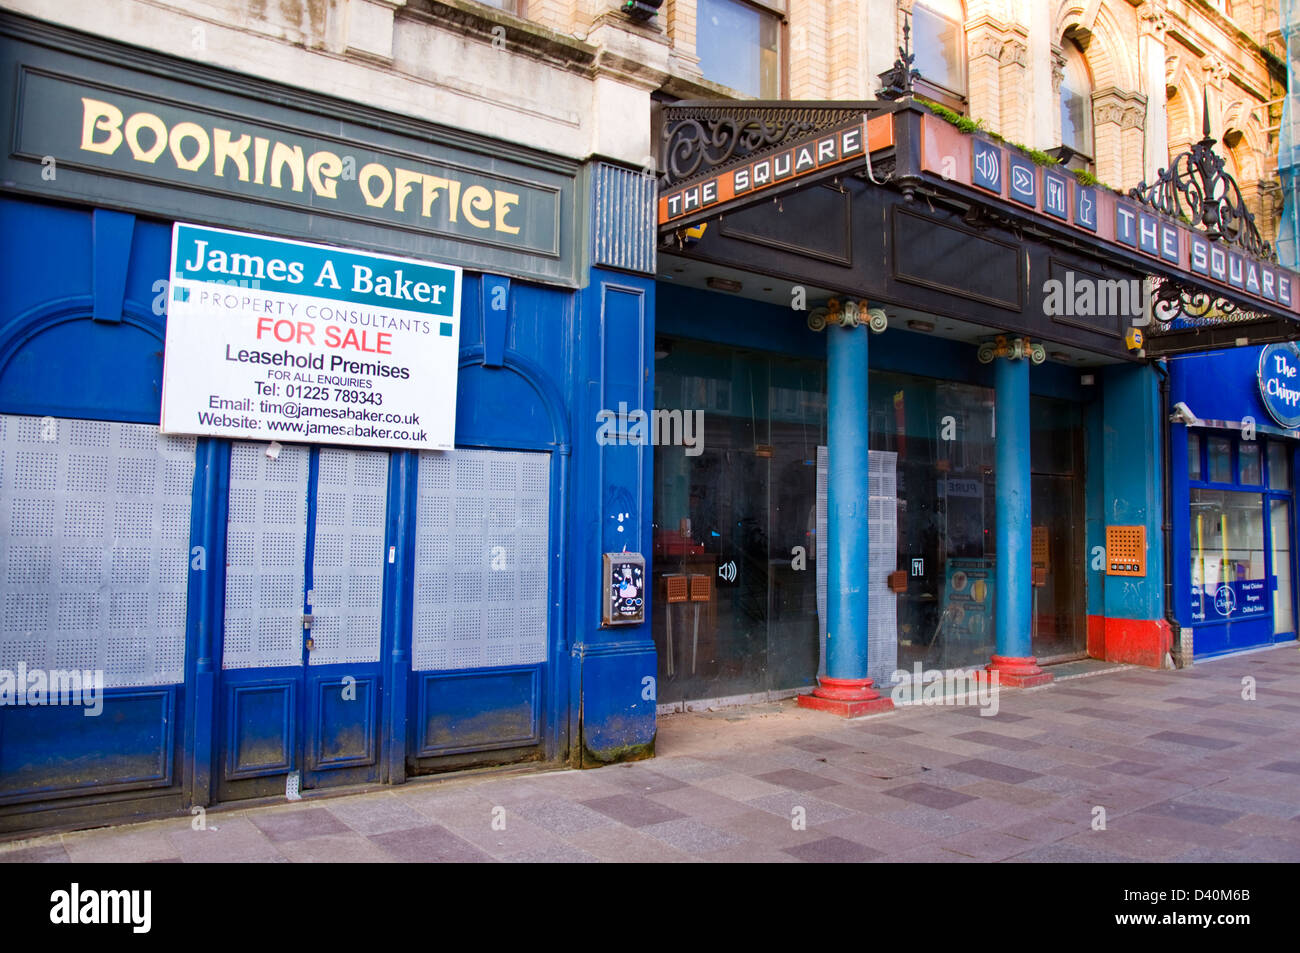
xmin=658 ymin=114 xmax=894 ymax=226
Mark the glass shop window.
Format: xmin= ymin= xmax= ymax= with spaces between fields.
xmin=1207 ymin=436 xmax=1233 ymax=483
xmin=1239 ymin=441 xmax=1262 ymax=486
xmin=1268 ymin=441 xmax=1290 ymax=490
xmin=697 ymin=0 xmax=782 ymax=98
xmin=1189 ymin=489 xmax=1268 ymax=623
xmin=1188 ymin=432 xmax=1202 ymax=481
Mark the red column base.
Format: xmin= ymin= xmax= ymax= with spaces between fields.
xmin=796 ymin=676 xmax=895 ymax=717
xmin=976 ymin=654 xmax=1053 ymax=689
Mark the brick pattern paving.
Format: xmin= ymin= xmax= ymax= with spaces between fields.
xmin=4 ymin=647 xmax=1299 ymax=863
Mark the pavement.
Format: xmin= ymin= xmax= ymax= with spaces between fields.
xmin=4 ymin=645 xmax=1300 ymax=863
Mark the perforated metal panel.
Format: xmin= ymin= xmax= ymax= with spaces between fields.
xmin=816 ymin=446 xmax=898 ymax=685
xmin=0 ymin=414 xmax=195 ymax=687
xmin=222 ymin=443 xmax=309 ymax=669
xmin=1032 ymin=524 xmax=1050 ymax=570
xmin=867 ymin=451 xmax=899 ymax=687
xmin=309 ymin=448 xmax=388 ymax=666
xmin=1106 ymin=524 xmax=1147 ymax=576
xmin=412 ymin=448 xmax=550 ymax=671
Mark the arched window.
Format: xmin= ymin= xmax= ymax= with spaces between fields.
xmin=1060 ymin=39 xmax=1094 ymax=159
xmin=912 ymin=1 xmax=967 ymax=99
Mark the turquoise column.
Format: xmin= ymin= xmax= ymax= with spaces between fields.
xmin=798 ymin=303 xmax=892 ymax=716
xmin=983 ymin=338 xmax=1051 ymax=687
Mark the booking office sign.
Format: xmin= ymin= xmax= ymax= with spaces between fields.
xmin=161 ymin=223 xmax=462 ymax=450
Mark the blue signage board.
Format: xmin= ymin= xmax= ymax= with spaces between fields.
xmin=972 ymin=139 xmax=1002 ymax=194
xmin=1043 ymin=169 xmax=1068 ymax=220
xmin=1007 ymin=155 xmax=1036 ymax=207
xmin=1258 ymin=342 xmax=1300 ymax=429
xmin=1073 ymin=182 xmax=1097 ymax=231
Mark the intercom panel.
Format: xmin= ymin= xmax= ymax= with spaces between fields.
xmin=603 ymin=552 xmax=646 ymax=625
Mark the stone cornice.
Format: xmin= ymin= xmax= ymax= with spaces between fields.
xmin=404 ymin=0 xmax=599 ymax=76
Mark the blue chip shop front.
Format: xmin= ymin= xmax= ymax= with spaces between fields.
xmin=1169 ymin=342 xmax=1300 ymax=659
xmin=0 ymin=14 xmax=657 ymax=832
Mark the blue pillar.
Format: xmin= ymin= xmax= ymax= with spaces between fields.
xmin=827 ymin=320 xmax=871 ymax=679
xmin=798 ymin=310 xmax=892 ymax=715
xmin=995 ymin=354 xmax=1032 ymax=658
xmin=987 ymin=344 xmax=1051 ymax=686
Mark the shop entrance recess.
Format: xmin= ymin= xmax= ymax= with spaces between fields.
xmin=216 ymin=443 xmax=390 ymax=802
xmin=1030 ymin=397 xmax=1087 ymax=662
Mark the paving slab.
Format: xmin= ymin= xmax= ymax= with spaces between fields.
xmin=5 ymin=645 xmax=1298 ymax=863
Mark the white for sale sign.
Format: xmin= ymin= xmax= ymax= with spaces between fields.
xmin=161 ymin=223 xmax=462 ymax=450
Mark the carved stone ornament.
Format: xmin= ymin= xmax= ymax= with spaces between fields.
xmin=1139 ymin=1 xmax=1168 ymax=38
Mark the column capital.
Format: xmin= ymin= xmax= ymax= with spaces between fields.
xmin=1201 ymin=54 xmax=1229 ymax=90
xmin=808 ymin=299 xmax=888 ymax=332
xmin=1051 ymin=45 xmax=1066 ymax=95
xmin=977 ymin=335 xmax=1045 ymax=364
xmin=1138 ymin=1 xmax=1168 ymax=40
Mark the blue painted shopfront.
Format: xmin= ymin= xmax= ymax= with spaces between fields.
xmin=1169 ymin=346 xmax=1300 ymax=658
xmin=0 ymin=14 xmax=665 ymax=833
xmin=0 ymin=190 xmax=656 ymax=831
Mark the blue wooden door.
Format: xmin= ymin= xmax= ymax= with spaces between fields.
xmin=216 ymin=443 xmax=391 ymax=801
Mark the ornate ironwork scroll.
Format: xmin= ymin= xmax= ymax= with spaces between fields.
xmin=1144 ymin=274 xmax=1272 ymax=329
xmin=1128 ymin=91 xmax=1274 ymax=261
xmin=658 ymin=103 xmax=865 ymax=188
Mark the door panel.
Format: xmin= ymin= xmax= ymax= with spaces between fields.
xmin=217 ymin=443 xmax=388 ymax=802
xmin=407 ymin=448 xmax=551 ymax=771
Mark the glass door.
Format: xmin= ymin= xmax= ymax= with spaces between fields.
xmin=1270 ymin=498 xmax=1294 ymax=639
